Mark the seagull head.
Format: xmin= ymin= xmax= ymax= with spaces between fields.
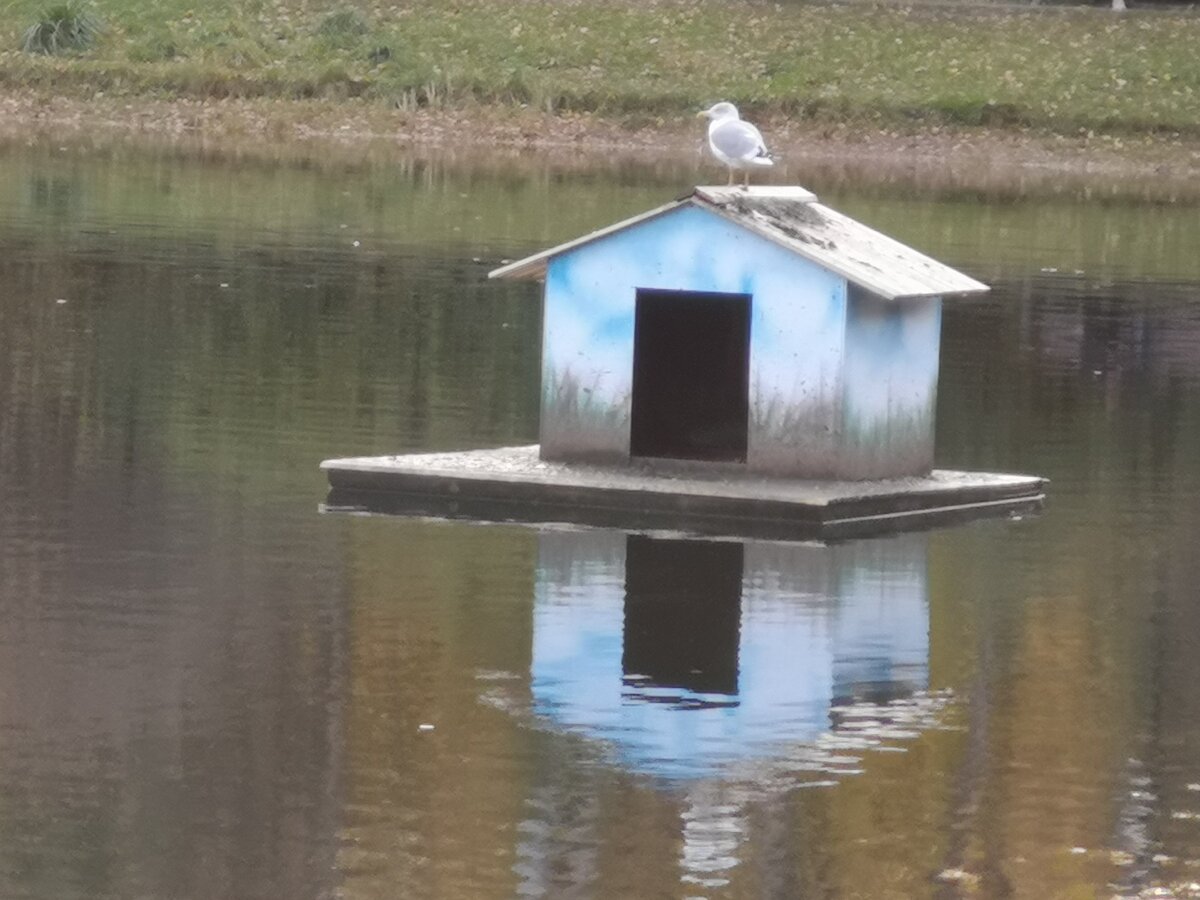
xmin=698 ymin=101 xmax=740 ymax=122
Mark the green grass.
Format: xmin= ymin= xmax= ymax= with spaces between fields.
xmin=19 ymin=0 xmax=103 ymax=54
xmin=1 ymin=0 xmax=1199 ymax=136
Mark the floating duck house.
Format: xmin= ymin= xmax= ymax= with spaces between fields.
xmin=321 ymin=186 xmax=1046 ymax=538
xmin=490 ymin=185 xmax=987 ymax=480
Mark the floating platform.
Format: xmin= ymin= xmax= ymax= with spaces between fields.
xmin=320 ymin=445 xmax=1046 ymax=541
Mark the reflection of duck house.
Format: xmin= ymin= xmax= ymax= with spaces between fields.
xmin=530 ymin=530 xmax=936 ymax=781
xmin=508 ymin=530 xmax=951 ymax=894
xmin=322 ymin=186 xmax=1046 ymax=537
xmin=494 ymin=185 xmax=983 ymax=479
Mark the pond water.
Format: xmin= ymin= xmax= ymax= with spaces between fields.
xmin=1 ymin=143 xmax=1198 ymax=900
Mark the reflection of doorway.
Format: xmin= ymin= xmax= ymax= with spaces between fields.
xmin=630 ymin=289 xmax=751 ymax=462
xmin=622 ymin=535 xmax=744 ymax=699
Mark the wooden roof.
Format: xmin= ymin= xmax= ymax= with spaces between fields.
xmin=489 ymin=185 xmax=988 ymax=301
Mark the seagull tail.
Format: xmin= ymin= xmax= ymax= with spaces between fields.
xmin=750 ymin=145 xmax=776 ymax=166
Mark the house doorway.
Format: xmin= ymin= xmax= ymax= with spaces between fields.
xmin=630 ymin=289 xmax=751 ymax=462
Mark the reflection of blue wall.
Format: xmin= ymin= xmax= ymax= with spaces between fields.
xmin=539 ymin=205 xmax=945 ymax=478
xmin=530 ymin=531 xmax=930 ymax=782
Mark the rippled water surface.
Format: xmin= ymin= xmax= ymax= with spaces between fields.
xmin=1 ymin=144 xmax=1199 ymax=900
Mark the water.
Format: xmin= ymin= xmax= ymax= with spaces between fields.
xmin=1 ymin=143 xmax=1199 ymax=899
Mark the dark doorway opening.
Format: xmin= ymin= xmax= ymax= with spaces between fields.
xmin=630 ymin=289 xmax=751 ymax=463
xmin=621 ymin=535 xmax=744 ymax=701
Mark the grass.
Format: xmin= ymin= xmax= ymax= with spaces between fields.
xmin=1 ymin=0 xmax=1199 ymax=136
xmin=541 ymin=365 xmax=631 ymax=459
xmin=19 ymin=0 xmax=102 ymax=54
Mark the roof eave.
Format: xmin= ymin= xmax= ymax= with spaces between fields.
xmin=888 ymin=284 xmax=991 ymax=301
xmin=885 ymin=277 xmax=991 ymax=301
xmin=487 ymin=198 xmax=687 ymax=282
xmin=487 ymin=257 xmax=549 ymax=282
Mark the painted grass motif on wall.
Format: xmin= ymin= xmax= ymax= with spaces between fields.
xmin=540 ymin=364 xmax=630 ymax=462
xmin=749 ymin=384 xmax=843 ymax=478
xmin=840 ymin=404 xmax=936 ymax=480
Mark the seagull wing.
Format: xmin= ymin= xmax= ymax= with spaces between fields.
xmin=710 ymin=119 xmax=772 ymax=163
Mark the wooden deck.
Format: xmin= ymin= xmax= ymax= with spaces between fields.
xmin=320 ymin=445 xmax=1046 ymax=541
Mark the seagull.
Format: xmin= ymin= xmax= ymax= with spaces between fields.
xmin=698 ymin=102 xmax=774 ymax=188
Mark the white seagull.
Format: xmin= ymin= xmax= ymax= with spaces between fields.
xmin=698 ymin=101 xmax=774 ymax=187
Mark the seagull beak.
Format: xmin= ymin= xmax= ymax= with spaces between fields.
xmin=696 ymin=109 xmax=709 ymax=119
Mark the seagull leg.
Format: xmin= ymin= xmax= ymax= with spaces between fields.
xmin=726 ymin=168 xmax=734 ymax=186
xmin=742 ymin=169 xmax=750 ymax=190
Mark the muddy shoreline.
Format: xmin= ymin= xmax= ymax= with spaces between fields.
xmin=4 ymin=91 xmax=1200 ymax=198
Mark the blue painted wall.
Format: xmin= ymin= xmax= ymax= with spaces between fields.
xmin=540 ymin=203 xmax=942 ymax=478
xmin=542 ymin=205 xmax=846 ymax=471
